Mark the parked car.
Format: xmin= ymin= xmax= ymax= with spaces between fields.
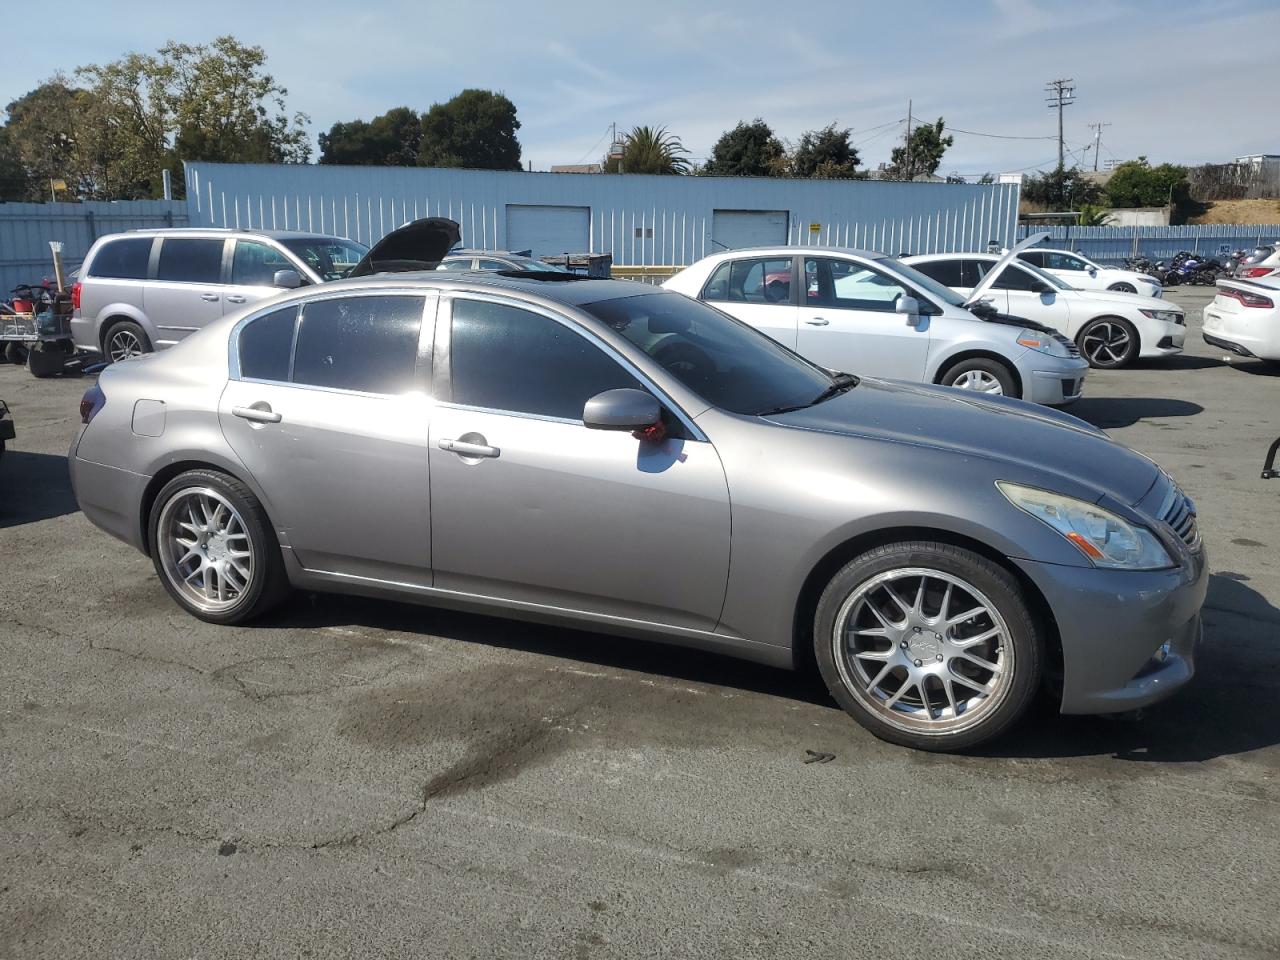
xmin=662 ymin=239 xmax=1089 ymax=405
xmin=1016 ymin=248 xmax=1163 ymax=297
xmin=905 ymin=252 xmax=1186 ymax=369
xmin=0 ymin=398 xmax=13 ymax=459
xmin=71 ymin=218 xmax=460 ymax=363
xmin=1202 ymin=275 xmax=1280 ymax=366
xmin=437 ymin=250 xmax=571 ymax=273
xmin=1233 ymin=243 xmax=1280 ymax=279
xmin=69 ymin=266 xmax=1206 ymax=751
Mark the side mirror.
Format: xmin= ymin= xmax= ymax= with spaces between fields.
xmin=1088 ymin=267 xmax=1098 ymax=277
xmin=583 ymin=388 xmax=661 ymax=433
xmin=273 ymin=269 xmax=303 ymax=289
xmin=896 ymin=294 xmax=922 ymax=326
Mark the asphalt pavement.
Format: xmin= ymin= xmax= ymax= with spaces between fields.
xmin=1 ymin=286 xmax=1278 ymax=959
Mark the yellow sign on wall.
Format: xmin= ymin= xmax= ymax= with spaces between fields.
xmin=808 ymin=222 xmax=821 ymax=233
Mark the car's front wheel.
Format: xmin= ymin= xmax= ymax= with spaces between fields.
xmin=814 ymin=541 xmax=1042 ymax=751
xmin=939 ymin=357 xmax=1018 ymax=398
xmin=148 ymin=469 xmax=289 ymax=625
xmin=1107 ymin=282 xmax=1137 ymax=293
xmin=1077 ymin=316 xmax=1138 ymax=368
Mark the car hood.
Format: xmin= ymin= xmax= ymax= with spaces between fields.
xmin=764 ymin=378 xmax=1161 ymax=506
xmin=348 ymin=217 xmax=462 ymax=276
xmin=1099 ymin=267 xmax=1159 ymax=285
xmin=1062 ymin=287 xmax=1171 ymax=311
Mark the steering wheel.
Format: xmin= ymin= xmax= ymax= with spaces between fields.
xmin=653 ymin=340 xmax=715 ymax=382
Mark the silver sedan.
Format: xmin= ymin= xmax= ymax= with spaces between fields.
xmin=69 ymin=271 xmax=1207 ymax=750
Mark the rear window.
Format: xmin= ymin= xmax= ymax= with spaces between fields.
xmin=88 ymin=237 xmax=152 ymax=280
xmin=157 ymin=238 xmax=224 ymax=284
xmin=238 ymin=306 xmax=298 ymax=382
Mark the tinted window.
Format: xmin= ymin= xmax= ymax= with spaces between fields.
xmin=450 ymin=299 xmax=641 ymax=420
xmin=293 ymin=296 xmax=423 ymax=394
xmin=232 ymin=240 xmax=294 ymax=286
xmin=157 ymin=238 xmax=224 ymax=284
xmin=703 ymin=257 xmax=793 ymax=304
xmin=1017 ymin=251 xmax=1046 ymax=267
xmin=991 ymin=264 xmax=1046 ymax=292
xmin=278 ymin=238 xmax=368 ymax=281
xmin=911 ymin=259 xmax=966 ymax=287
xmin=477 ymin=259 xmax=510 ymax=270
xmin=89 ymin=237 xmax=152 ymax=280
xmin=238 ymin=306 xmax=297 ymax=382
xmin=1044 ymin=251 xmax=1087 ymax=271
xmin=582 ymin=293 xmax=833 ymax=416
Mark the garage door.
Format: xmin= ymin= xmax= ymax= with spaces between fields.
xmin=505 ymin=205 xmax=591 ymax=257
xmin=711 ymin=209 xmax=789 ymax=250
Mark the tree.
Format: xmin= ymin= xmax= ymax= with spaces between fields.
xmin=791 ymin=124 xmax=860 ymax=179
xmin=319 ymin=107 xmax=423 ymax=166
xmin=1103 ymin=157 xmax=1189 ymax=208
xmin=1077 ymin=203 xmax=1113 ymax=226
xmin=2 ymin=78 xmax=96 ymax=200
xmin=419 ymin=89 xmax=521 ymax=170
xmin=886 ymin=117 xmax=953 ymax=180
xmin=1021 ymin=166 xmax=1102 ymax=210
xmin=701 ymin=119 xmax=787 ymax=177
xmin=0 ymin=126 xmax=28 ymax=200
xmin=603 ymin=125 xmax=689 ymax=175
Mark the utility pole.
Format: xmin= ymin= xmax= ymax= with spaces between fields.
xmin=1088 ymin=121 xmax=1110 ymax=172
xmin=1044 ymin=78 xmax=1075 ymax=172
xmin=904 ymin=99 xmax=913 ymax=180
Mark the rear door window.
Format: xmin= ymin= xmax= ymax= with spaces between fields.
xmin=911 ymin=259 xmax=966 ymax=287
xmin=88 ymin=237 xmax=153 ymax=280
xmin=1017 ymin=251 xmax=1047 ymax=268
xmin=292 ymin=295 xmax=424 ymax=394
xmin=238 ymin=306 xmax=298 ymax=382
xmin=156 ymin=238 xmax=225 ymax=284
xmin=702 ymin=257 xmax=794 ymax=304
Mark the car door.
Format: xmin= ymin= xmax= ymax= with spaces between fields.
xmin=218 ymin=292 xmax=436 ymax=586
xmin=989 ymin=263 xmax=1072 ymax=333
xmin=221 ymin=239 xmax=306 ymax=313
xmin=144 ymin=237 xmax=228 ymax=347
xmin=699 ymin=255 xmax=798 ymax=348
xmin=428 ymin=293 xmax=731 ymax=631
xmin=795 ymin=256 xmax=930 ymax=379
xmin=913 ymin=258 xmax=1009 ymax=314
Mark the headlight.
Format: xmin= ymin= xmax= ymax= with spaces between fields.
xmin=996 ymin=481 xmax=1173 ymax=570
xmin=1140 ymin=308 xmax=1184 ymax=325
xmin=1139 ymin=276 xmax=1162 ymax=286
xmin=1014 ymin=328 xmax=1071 ymax=358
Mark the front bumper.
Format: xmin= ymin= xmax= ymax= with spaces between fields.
xmin=1014 ymin=546 xmax=1208 ymax=714
xmin=1022 ymin=358 xmax=1089 ymax=406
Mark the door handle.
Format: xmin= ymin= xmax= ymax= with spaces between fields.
xmin=233 ymin=405 xmax=282 ymax=424
xmin=805 ymin=317 xmax=830 ymax=326
xmin=225 ymin=294 xmax=246 ymax=304
xmin=200 ymin=293 xmax=220 ymax=302
xmin=439 ymin=438 xmax=500 ymax=459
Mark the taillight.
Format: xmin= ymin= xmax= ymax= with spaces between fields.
xmin=79 ymin=383 xmax=106 ymax=424
xmin=71 ymin=281 xmax=82 ymax=310
xmin=1241 ymin=267 xmax=1273 ymax=278
xmin=1219 ymin=287 xmax=1275 ymax=309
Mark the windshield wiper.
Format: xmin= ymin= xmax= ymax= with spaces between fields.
xmin=754 ymin=373 xmax=858 ymax=416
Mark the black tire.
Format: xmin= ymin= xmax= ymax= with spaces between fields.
xmin=102 ymin=319 xmax=152 ymax=364
xmin=147 ymin=468 xmax=290 ymax=625
xmin=938 ymin=357 xmax=1019 ymax=398
xmin=4 ymin=343 xmax=28 ymax=365
xmin=27 ymin=343 xmax=65 ymax=378
xmin=1076 ymin=316 xmax=1139 ymax=369
xmin=814 ymin=541 xmax=1043 ymax=752
xmin=1107 ymin=282 xmax=1136 ymax=294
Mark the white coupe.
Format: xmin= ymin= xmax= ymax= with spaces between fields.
xmin=1016 ymin=248 xmax=1163 ymax=298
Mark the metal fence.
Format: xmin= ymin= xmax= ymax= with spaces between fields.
xmin=0 ymin=200 xmax=188 ymax=293
xmin=1016 ymin=224 xmax=1280 ymax=264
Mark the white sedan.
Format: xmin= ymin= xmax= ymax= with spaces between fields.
xmin=1017 ymin=248 xmax=1163 ymax=298
xmin=905 ymin=252 xmax=1185 ymax=369
xmin=1203 ymin=276 xmax=1280 ymax=365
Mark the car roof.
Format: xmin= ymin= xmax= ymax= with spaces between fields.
xmin=702 ymin=245 xmax=885 ymax=261
xmin=314 ymin=270 xmax=657 ymax=306
xmin=120 ymin=227 xmax=355 ymax=242
xmin=904 ymin=252 xmax=1001 ymax=261
xmin=445 ymin=249 xmax=531 ymax=259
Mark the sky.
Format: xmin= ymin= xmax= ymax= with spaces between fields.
xmin=4 ymin=0 xmax=1277 ymax=177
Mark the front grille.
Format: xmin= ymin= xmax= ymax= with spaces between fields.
xmin=1053 ymin=332 xmax=1081 ymax=357
xmin=1159 ymin=485 xmax=1200 ymax=548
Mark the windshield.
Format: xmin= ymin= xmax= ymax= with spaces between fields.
xmin=581 ymin=292 xmax=836 ymax=415
xmin=1013 ymin=258 xmax=1073 ymax=290
xmin=279 ymin=237 xmax=369 ymax=281
xmin=876 ymin=257 xmax=968 ymax=308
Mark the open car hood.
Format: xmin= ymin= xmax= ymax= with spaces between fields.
xmin=348 ymin=217 xmax=461 ymax=277
xmin=963 ymin=231 xmax=1050 ymax=307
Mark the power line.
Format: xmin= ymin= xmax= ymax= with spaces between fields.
xmin=948 ymin=126 xmax=1056 ymax=141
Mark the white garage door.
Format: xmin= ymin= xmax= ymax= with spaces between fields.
xmin=711 ymin=209 xmax=789 ymax=250
xmin=505 ymin=205 xmax=591 ymax=258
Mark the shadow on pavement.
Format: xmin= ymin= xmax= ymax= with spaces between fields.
xmin=1071 ymin=396 xmax=1203 ymax=429
xmin=1230 ymin=359 xmax=1280 ymax=378
xmin=1129 ymin=354 xmax=1225 ymax=371
xmin=0 ymin=450 xmax=78 ymax=528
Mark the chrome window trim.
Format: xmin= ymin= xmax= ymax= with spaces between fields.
xmin=438 ymin=289 xmax=709 ymax=443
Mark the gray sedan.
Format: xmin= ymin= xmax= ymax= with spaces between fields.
xmin=69 ymin=271 xmax=1207 ymax=750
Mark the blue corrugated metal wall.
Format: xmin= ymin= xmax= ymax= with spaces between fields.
xmin=184 ymin=162 xmax=1022 ymax=266
xmin=1017 ymin=224 xmax=1280 ymax=264
xmin=0 ymin=200 xmax=188 ymax=294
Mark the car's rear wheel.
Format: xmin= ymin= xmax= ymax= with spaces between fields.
xmin=148 ymin=469 xmax=289 ymax=625
xmin=1077 ymin=316 xmax=1138 ymax=368
xmin=814 ymin=541 xmax=1042 ymax=751
xmin=1107 ymin=282 xmax=1136 ymax=293
xmin=939 ymin=357 xmax=1018 ymax=398
xmin=103 ymin=320 xmax=151 ymax=363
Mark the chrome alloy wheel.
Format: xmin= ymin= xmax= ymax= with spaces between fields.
xmin=949 ymin=369 xmax=1004 ymax=394
xmin=832 ymin=568 xmax=1013 ymax=734
xmin=157 ymin=487 xmax=255 ymax=613
xmin=107 ymin=328 xmax=144 ymax=362
xmin=1080 ymin=321 xmax=1132 ymax=366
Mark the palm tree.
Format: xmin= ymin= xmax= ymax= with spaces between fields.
xmin=606 ymin=125 xmax=690 ymax=175
xmin=1077 ymin=203 xmax=1114 ymax=226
